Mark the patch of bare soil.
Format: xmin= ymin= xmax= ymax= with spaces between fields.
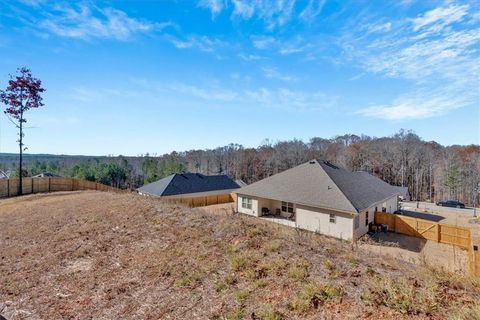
xmin=0 ymin=191 xmax=479 ymax=319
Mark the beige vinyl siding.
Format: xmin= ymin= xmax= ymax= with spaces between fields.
xmin=237 ymin=194 xmax=273 ymax=217
xmin=295 ymin=204 xmax=354 ymax=241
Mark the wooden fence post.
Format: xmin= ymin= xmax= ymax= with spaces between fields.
xmin=437 ymin=224 xmax=441 ymax=243
xmin=7 ymin=179 xmax=9 ymax=197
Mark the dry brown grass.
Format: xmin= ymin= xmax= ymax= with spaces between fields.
xmin=0 ymin=191 xmax=479 ymax=319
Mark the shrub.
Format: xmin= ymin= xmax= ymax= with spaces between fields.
xmin=235 ymin=290 xmax=250 ymax=306
xmin=231 ymin=254 xmax=248 ymax=272
xmin=254 ymin=278 xmax=268 ymax=288
xmin=361 ymin=277 xmax=438 ymax=315
xmin=450 ymin=303 xmax=480 ymax=320
xmin=288 ymin=282 xmax=343 ymax=313
xmin=224 ymin=307 xmax=244 ymax=320
xmin=258 ymin=307 xmax=283 ymax=320
xmin=246 ymin=227 xmax=266 ymax=238
xmin=265 ymin=241 xmax=281 ymax=253
xmin=215 ymin=275 xmax=236 ymax=292
xmin=323 ymin=259 xmax=335 ymax=271
xmin=288 ymin=263 xmax=309 ymax=281
xmin=175 ymin=276 xmax=193 ymax=287
xmin=265 ymin=258 xmax=288 ymax=275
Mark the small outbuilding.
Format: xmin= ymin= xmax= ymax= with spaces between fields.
xmin=235 ymin=160 xmax=400 ymax=241
xmin=32 ymin=172 xmax=61 ymax=178
xmin=137 ymin=172 xmax=241 ymax=207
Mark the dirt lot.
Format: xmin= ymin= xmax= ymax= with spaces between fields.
xmin=359 ymin=233 xmax=469 ymax=274
xmin=1 ymin=192 xmax=480 ymax=319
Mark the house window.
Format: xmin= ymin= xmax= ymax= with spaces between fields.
xmin=281 ymin=201 xmax=294 ymax=213
xmin=242 ymin=197 xmax=252 ymax=210
xmin=329 ymin=213 xmax=336 ymax=223
xmin=365 ymin=211 xmax=369 ymax=226
xmin=354 ymin=215 xmax=359 ymax=229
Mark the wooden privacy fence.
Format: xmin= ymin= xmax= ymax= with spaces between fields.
xmin=162 ymin=193 xmax=234 ymax=207
xmin=375 ymin=211 xmax=480 ymax=276
xmin=0 ymin=177 xmax=120 ymax=198
xmin=470 ymin=246 xmax=480 ymax=277
xmin=374 ymin=212 xmax=471 ymax=249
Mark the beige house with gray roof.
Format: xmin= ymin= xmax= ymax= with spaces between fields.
xmin=235 ymin=160 xmax=400 ymax=241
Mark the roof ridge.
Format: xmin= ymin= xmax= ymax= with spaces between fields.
xmin=317 ymin=161 xmax=359 ymax=213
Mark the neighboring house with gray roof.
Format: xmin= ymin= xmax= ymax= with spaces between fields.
xmin=137 ymin=172 xmax=241 ymax=206
xmin=395 ymin=186 xmax=411 ymax=201
xmin=235 ymin=160 xmax=400 ymax=241
xmin=32 ymin=172 xmax=61 ymax=178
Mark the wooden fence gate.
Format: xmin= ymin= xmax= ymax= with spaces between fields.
xmin=375 ymin=212 xmax=479 ymax=276
xmin=374 ymin=212 xmax=471 ymax=249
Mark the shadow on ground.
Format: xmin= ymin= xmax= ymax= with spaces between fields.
xmin=401 ymin=210 xmax=445 ymax=222
xmin=368 ymin=232 xmax=426 ymax=253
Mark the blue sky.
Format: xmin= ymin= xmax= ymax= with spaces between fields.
xmin=0 ymin=0 xmax=478 ymax=155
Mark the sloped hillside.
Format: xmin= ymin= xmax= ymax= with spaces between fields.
xmin=0 ymin=191 xmax=478 ymax=319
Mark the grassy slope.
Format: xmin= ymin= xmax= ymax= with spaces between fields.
xmin=0 ymin=191 xmax=479 ymax=320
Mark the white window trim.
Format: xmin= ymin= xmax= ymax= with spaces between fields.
xmin=242 ymin=197 xmax=252 ymax=210
xmin=329 ymin=213 xmax=336 ymax=224
xmin=281 ymin=201 xmax=295 ymax=213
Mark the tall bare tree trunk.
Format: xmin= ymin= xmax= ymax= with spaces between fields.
xmin=19 ymin=110 xmax=23 ymax=195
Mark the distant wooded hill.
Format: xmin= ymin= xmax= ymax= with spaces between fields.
xmin=0 ymin=130 xmax=478 ymax=205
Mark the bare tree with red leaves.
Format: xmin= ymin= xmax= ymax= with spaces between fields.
xmin=0 ymin=67 xmax=45 ymax=195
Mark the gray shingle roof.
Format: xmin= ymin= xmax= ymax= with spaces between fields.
xmin=236 ymin=160 xmax=400 ymax=213
xmin=137 ymin=173 xmax=240 ymax=197
xmin=395 ymin=186 xmax=410 ymax=200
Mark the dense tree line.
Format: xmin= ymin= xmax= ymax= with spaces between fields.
xmin=166 ymin=130 xmax=479 ymax=206
xmin=1 ymin=130 xmax=478 ymax=205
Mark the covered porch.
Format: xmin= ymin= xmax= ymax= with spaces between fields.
xmin=257 ymin=198 xmax=296 ymax=221
xmin=260 ymin=215 xmax=296 ymax=227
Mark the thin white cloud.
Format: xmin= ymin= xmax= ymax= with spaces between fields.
xmin=231 ymin=0 xmax=296 ymax=30
xmin=357 ymin=85 xmax=472 ymax=120
xmin=279 ymin=46 xmax=305 ymax=55
xmin=343 ymin=2 xmax=480 ymax=120
xmin=170 ymin=82 xmax=330 ymax=112
xmin=69 ymin=78 xmax=336 ymax=113
xmin=412 ymin=4 xmax=469 ymax=32
xmin=251 ymin=35 xmax=276 ymax=49
xmin=19 ymin=0 xmax=44 ymax=7
xmin=170 ymin=82 xmax=238 ymax=102
xmin=198 ymin=0 xmax=224 ymax=19
xmin=245 ymin=87 xmax=336 ymax=111
xmin=367 ymin=22 xmax=392 ymax=33
xmin=40 ymin=4 xmax=166 ymax=40
xmin=238 ymin=53 xmax=264 ymax=61
xmin=169 ymin=35 xmax=227 ymax=52
xmin=231 ymin=0 xmax=254 ymax=19
xmin=299 ymin=0 xmax=326 ymax=22
xmin=262 ymin=67 xmax=297 ymax=81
